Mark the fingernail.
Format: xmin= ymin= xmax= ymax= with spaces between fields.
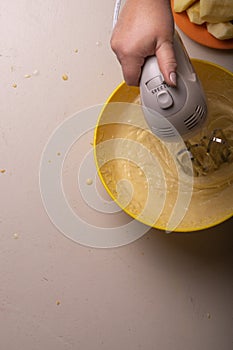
xmin=170 ymin=72 xmax=177 ymax=86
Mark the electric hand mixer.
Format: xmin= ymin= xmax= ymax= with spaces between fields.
xmin=140 ymin=35 xmax=233 ymax=177
xmin=112 ymin=1 xmax=207 ymax=141
xmin=140 ymin=31 xmax=208 ymax=141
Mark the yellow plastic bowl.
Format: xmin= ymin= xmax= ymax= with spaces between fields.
xmin=94 ymin=59 xmax=233 ymax=232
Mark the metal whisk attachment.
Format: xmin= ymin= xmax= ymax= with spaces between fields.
xmin=177 ymin=129 xmax=233 ymax=177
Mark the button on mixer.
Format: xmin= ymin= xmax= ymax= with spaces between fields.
xmin=156 ymin=90 xmax=173 ymax=109
xmin=146 ymin=75 xmax=163 ymax=90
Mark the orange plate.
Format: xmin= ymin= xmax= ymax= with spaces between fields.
xmin=171 ymin=0 xmax=233 ymax=49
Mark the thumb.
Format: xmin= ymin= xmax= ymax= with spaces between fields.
xmin=155 ymin=40 xmax=177 ymax=86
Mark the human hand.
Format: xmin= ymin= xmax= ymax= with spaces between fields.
xmin=111 ymin=0 xmax=177 ymax=86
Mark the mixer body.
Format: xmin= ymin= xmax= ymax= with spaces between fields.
xmin=140 ymin=31 xmax=207 ymax=141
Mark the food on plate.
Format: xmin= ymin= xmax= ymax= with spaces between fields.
xmin=207 ymin=22 xmax=233 ymax=40
xmin=173 ymin=0 xmax=197 ymax=13
xmin=186 ymin=2 xmax=205 ymax=25
xmin=200 ymin=0 xmax=233 ymax=23
xmin=174 ymin=0 xmax=233 ymax=40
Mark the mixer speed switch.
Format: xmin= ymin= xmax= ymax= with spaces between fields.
xmin=156 ymin=90 xmax=173 ymax=109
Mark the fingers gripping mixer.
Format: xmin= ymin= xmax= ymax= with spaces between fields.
xmin=140 ymin=31 xmax=207 ymax=141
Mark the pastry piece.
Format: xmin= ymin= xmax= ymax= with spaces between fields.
xmin=200 ymin=0 xmax=233 ymax=23
xmin=186 ymin=1 xmax=205 ymax=25
xmin=207 ymin=22 xmax=233 ymax=40
xmin=174 ymin=0 xmax=197 ymax=13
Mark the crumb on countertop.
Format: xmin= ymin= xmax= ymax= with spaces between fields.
xmin=62 ymin=74 xmax=68 ymax=81
xmin=0 ymin=169 xmax=6 ymax=173
xmin=86 ymin=178 xmax=93 ymax=186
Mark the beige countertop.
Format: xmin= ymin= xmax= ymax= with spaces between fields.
xmin=1 ymin=1 xmax=233 ymax=349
